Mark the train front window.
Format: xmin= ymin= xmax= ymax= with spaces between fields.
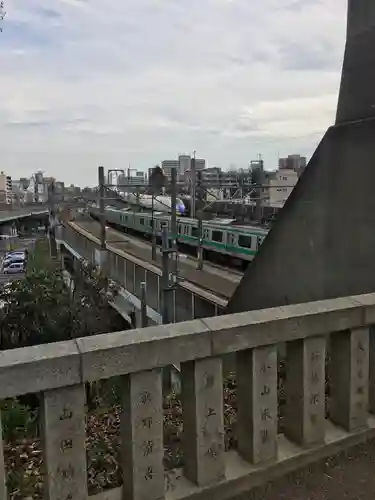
xmin=238 ymin=234 xmax=252 ymax=248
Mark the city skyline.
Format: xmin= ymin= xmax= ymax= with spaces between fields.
xmin=1 ymin=0 xmax=345 ymax=186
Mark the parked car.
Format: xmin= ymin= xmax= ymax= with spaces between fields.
xmin=3 ymin=262 xmax=25 ymax=274
xmin=3 ymin=254 xmax=26 ymax=267
xmin=5 ymin=251 xmax=26 ymax=259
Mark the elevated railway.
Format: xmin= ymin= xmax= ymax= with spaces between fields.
xmin=68 ymin=219 xmax=240 ymax=300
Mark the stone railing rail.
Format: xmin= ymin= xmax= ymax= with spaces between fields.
xmin=1 ymin=293 xmax=375 ymax=499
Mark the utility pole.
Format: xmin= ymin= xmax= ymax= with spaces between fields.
xmin=170 ymin=167 xmax=178 ymax=278
xmin=191 ymin=151 xmax=196 ymax=219
xmin=48 ymin=180 xmax=57 ymax=258
xmin=197 ymin=213 xmax=203 ymax=270
xmin=98 ymin=166 xmax=106 ymax=250
xmin=255 ymin=157 xmax=264 ymax=223
xmin=196 ymin=169 xmax=204 ymax=270
xmin=161 ymin=224 xmax=172 ymax=324
xmin=151 ymin=188 xmax=157 ymax=260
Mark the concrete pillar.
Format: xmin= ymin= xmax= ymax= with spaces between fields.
xmin=99 ymin=249 xmax=108 ymax=276
xmin=369 ymin=327 xmax=375 ymax=413
xmin=117 ymin=256 xmax=125 ymax=288
xmin=237 ymin=345 xmax=278 ymax=464
xmin=181 ymin=357 xmax=225 ymax=486
xmin=330 ymin=328 xmax=369 ymax=431
xmin=73 ymin=256 xmax=81 ymax=274
xmin=42 ymin=384 xmax=87 ymax=500
xmin=284 ymin=336 xmax=326 ymax=447
xmin=0 ymin=412 xmax=7 ymax=499
xmin=55 ymin=224 xmax=63 ymax=242
xmin=121 ymin=369 xmax=164 ymax=500
xmin=123 ymin=258 xmax=127 ymax=289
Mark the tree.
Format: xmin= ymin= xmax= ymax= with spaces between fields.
xmin=0 ymin=242 xmax=129 ymax=350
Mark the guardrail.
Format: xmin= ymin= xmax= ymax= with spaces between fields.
xmin=60 ymin=223 xmax=226 ymax=323
xmin=0 ymin=293 xmax=374 ymax=499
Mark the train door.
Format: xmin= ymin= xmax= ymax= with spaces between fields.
xmin=227 ymin=232 xmax=237 ymax=252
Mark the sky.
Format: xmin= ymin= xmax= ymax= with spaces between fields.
xmin=1 ymin=0 xmax=347 ymax=186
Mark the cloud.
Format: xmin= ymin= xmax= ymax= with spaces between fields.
xmin=0 ymin=0 xmax=346 ymax=185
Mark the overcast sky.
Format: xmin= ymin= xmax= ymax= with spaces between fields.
xmin=1 ymin=0 xmax=346 ymax=186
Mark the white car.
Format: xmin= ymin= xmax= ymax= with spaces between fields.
xmin=4 ymin=252 xmax=25 ymax=260
xmin=3 ymin=255 xmax=26 ymax=267
xmin=3 ymin=262 xmax=25 ymax=274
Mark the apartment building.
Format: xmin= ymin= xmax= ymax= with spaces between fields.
xmin=0 ymin=172 xmax=13 ymax=204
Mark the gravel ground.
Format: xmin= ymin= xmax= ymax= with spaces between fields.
xmin=234 ymin=439 xmax=375 ymax=500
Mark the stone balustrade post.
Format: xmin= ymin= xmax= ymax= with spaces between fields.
xmin=330 ymin=327 xmax=370 ymax=431
xmin=284 ymin=336 xmax=326 ymax=446
xmin=181 ymin=357 xmax=225 ymax=487
xmin=0 ymin=411 xmax=7 ymax=499
xmin=121 ymin=369 xmax=165 ymax=500
xmin=42 ymin=384 xmax=88 ymax=500
xmin=237 ymin=345 xmax=278 ymax=464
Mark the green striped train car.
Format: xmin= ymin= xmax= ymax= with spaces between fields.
xmin=94 ymin=208 xmax=268 ymax=264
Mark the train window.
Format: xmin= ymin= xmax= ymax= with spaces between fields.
xmin=238 ymin=234 xmax=252 ymax=248
xmin=203 ymin=229 xmax=209 ymax=239
xmin=211 ymin=230 xmax=223 ymax=243
xmin=140 ymin=218 xmax=145 ymax=225
xmin=192 ymin=226 xmax=199 ymax=238
xmin=178 ymin=224 xmax=182 ymax=234
xmin=184 ymin=225 xmax=190 ymax=235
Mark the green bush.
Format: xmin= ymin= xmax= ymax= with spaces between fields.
xmin=0 ymin=399 xmax=38 ymax=441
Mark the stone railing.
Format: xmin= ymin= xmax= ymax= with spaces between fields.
xmin=1 ymin=294 xmax=375 ymax=499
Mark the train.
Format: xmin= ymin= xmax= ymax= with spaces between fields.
xmin=114 ymin=190 xmax=186 ymax=214
xmin=89 ymin=207 xmax=268 ymax=266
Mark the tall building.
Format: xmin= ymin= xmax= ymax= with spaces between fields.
xmin=265 ymin=168 xmax=299 ymax=206
xmin=162 ymin=155 xmax=206 ymax=181
xmin=179 ymin=155 xmax=191 ymax=177
xmin=0 ymin=172 xmax=12 ymax=204
xmin=118 ymin=171 xmax=146 ymax=186
xmin=161 ymin=160 xmax=179 ymax=181
xmin=279 ymin=154 xmax=307 ymax=175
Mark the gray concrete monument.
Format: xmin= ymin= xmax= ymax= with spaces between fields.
xmin=228 ymin=0 xmax=375 ymax=313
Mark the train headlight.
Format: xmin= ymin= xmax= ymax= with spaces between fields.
xmin=177 ymin=203 xmax=185 ymax=214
